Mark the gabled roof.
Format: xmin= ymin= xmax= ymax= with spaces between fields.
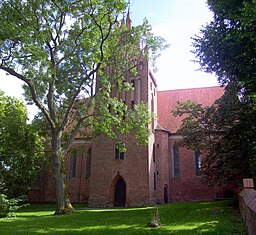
xmin=157 ymin=86 xmax=224 ymax=133
xmin=155 ymin=124 xmax=171 ymax=133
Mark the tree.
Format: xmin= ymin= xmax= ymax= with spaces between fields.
xmin=192 ymin=0 xmax=256 ymax=100
xmin=0 ymin=0 xmax=167 ymax=214
xmin=0 ymin=90 xmax=44 ymax=198
xmin=191 ymin=0 xmax=256 ymax=186
xmin=173 ymin=84 xmax=256 ymax=187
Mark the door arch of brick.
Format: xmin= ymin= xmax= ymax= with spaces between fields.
xmin=109 ymin=174 xmax=127 ymax=207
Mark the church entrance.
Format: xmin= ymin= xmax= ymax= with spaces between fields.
xmin=164 ymin=184 xmax=168 ymax=203
xmin=114 ymin=178 xmax=126 ymax=207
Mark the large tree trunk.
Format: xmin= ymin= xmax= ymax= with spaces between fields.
xmin=52 ymin=130 xmax=75 ymax=215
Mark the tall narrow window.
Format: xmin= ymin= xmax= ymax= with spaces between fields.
xmin=115 ymin=143 xmax=125 ymax=160
xmin=195 ymin=151 xmax=202 ymax=176
xmin=131 ymin=100 xmax=135 ymax=110
xmin=154 ymin=172 xmax=157 ymax=190
xmin=151 ymin=94 xmax=155 ymax=130
xmin=70 ymin=151 xmax=77 ymax=178
xmin=151 ymin=94 xmax=154 ymax=112
xmin=173 ymin=143 xmax=180 ymax=177
xmin=131 ymin=78 xmax=135 ymax=102
xmin=153 ymin=143 xmax=156 ymax=162
xmin=137 ymin=78 xmax=141 ymax=103
xmin=122 ymin=80 xmax=126 ymax=102
xmin=122 ymin=101 xmax=126 ymax=120
xmin=139 ymin=62 xmax=143 ymax=70
xmin=86 ymin=148 xmax=92 ymax=179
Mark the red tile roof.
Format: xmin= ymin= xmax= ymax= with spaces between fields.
xmin=157 ymin=86 xmax=224 ymax=133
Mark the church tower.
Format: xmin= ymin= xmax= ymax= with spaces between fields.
xmin=88 ymin=12 xmax=158 ymax=207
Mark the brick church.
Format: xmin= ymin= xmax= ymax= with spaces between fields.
xmin=29 ymin=14 xmax=231 ymax=207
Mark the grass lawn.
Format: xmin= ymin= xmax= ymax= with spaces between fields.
xmin=0 ymin=200 xmax=246 ymax=234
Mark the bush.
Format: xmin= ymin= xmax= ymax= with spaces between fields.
xmin=0 ymin=194 xmax=27 ymax=218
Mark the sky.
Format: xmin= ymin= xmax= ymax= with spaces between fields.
xmin=130 ymin=0 xmax=218 ymax=91
xmin=0 ymin=0 xmax=219 ymax=116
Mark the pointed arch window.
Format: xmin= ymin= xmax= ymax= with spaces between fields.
xmin=86 ymin=148 xmax=92 ymax=179
xmin=131 ymin=78 xmax=135 ymax=108
xmin=115 ymin=142 xmax=125 ymax=160
xmin=173 ymin=143 xmax=180 ymax=177
xmin=154 ymin=172 xmax=157 ymax=190
xmin=70 ymin=150 xmax=77 ymax=178
xmin=121 ymin=80 xmax=126 ymax=102
xmin=137 ymin=78 xmax=141 ymax=103
xmin=153 ymin=143 xmax=156 ymax=162
xmin=195 ymin=151 xmax=202 ymax=176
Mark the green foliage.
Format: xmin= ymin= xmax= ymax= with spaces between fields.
xmin=0 ymin=0 xmax=166 ymax=148
xmin=190 ymin=0 xmax=256 ymax=186
xmin=0 ymin=90 xmax=44 ymax=197
xmin=193 ymin=0 xmax=256 ymax=98
xmin=173 ymin=84 xmax=256 ymax=186
xmin=0 ymin=0 xmax=167 ymax=212
xmin=0 ymin=194 xmax=27 ymax=218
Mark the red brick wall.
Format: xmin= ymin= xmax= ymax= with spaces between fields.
xmin=88 ymin=134 xmax=151 ymax=207
xmin=29 ymin=142 xmax=91 ymax=203
xmin=65 ymin=142 xmax=91 ymax=203
xmin=168 ymin=136 xmax=219 ymax=201
xmin=155 ymin=130 xmax=170 ymax=203
xmin=239 ymin=189 xmax=256 ymax=235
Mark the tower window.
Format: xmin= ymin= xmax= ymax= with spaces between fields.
xmin=131 ymin=100 xmax=135 ymax=110
xmin=121 ymin=80 xmax=126 ymax=102
xmin=139 ymin=62 xmax=143 ymax=70
xmin=131 ymin=79 xmax=135 ymax=88
xmin=115 ymin=143 xmax=125 ymax=160
xmin=137 ymin=78 xmax=141 ymax=103
xmin=153 ymin=143 xmax=156 ymax=162
xmin=131 ymin=78 xmax=135 ymax=103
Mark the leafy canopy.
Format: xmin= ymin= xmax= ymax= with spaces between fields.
xmin=173 ymin=84 xmax=256 ymax=186
xmin=0 ymin=90 xmax=44 ymax=198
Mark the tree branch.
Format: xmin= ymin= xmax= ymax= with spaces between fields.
xmin=0 ymin=65 xmax=55 ymax=128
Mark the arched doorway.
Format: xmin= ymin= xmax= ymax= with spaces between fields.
xmin=164 ymin=184 xmax=168 ymax=203
xmin=114 ymin=178 xmax=126 ymax=207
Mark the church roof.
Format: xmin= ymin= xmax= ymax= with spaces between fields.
xmin=157 ymin=86 xmax=224 ymax=133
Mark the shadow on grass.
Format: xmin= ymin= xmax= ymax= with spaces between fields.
xmin=0 ymin=200 xmax=246 ymax=235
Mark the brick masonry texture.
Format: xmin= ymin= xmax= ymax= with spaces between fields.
xmin=239 ymin=188 xmax=256 ymax=235
xmin=29 ymin=47 xmax=236 ymax=207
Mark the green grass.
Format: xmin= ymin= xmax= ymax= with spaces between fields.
xmin=0 ymin=200 xmax=246 ymax=234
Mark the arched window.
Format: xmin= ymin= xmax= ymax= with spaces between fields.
xmin=153 ymin=143 xmax=156 ymax=162
xmin=151 ymin=94 xmax=154 ymax=113
xmin=115 ymin=142 xmax=125 ymax=160
xmin=86 ymin=148 xmax=92 ymax=179
xmin=131 ymin=78 xmax=135 ymax=106
xmin=154 ymin=172 xmax=157 ymax=190
xmin=137 ymin=78 xmax=141 ymax=103
xmin=70 ymin=150 xmax=77 ymax=178
xmin=139 ymin=62 xmax=143 ymax=70
xmin=116 ymin=81 xmax=119 ymax=99
xmin=121 ymin=80 xmax=126 ymax=102
xmin=173 ymin=143 xmax=180 ymax=177
xmin=151 ymin=94 xmax=155 ymax=130
xmin=195 ymin=151 xmax=202 ymax=176
xmin=131 ymin=100 xmax=135 ymax=110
